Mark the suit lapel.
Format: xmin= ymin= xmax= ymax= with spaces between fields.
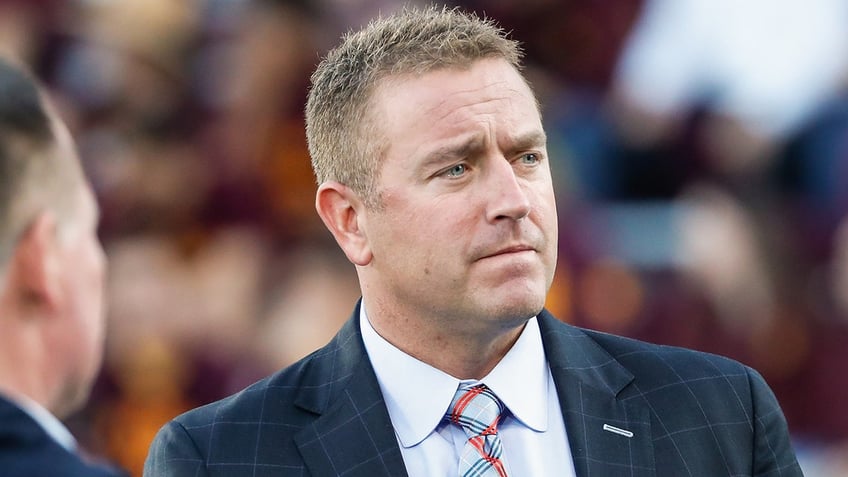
xmin=538 ymin=311 xmax=656 ymax=477
xmin=290 ymin=304 xmax=656 ymax=476
xmin=293 ymin=304 xmax=408 ymax=477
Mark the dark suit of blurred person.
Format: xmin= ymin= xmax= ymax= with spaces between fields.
xmin=0 ymin=57 xmax=125 ymax=477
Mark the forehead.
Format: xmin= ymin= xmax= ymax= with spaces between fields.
xmin=371 ymin=59 xmax=542 ymax=141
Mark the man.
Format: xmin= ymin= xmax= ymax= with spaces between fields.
xmin=0 ymin=58 xmax=124 ymax=477
xmin=146 ymin=7 xmax=802 ymax=476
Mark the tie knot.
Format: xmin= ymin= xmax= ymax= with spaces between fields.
xmin=446 ymin=383 xmax=505 ymax=438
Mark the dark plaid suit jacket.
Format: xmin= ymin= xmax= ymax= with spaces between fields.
xmin=0 ymin=396 xmax=127 ymax=477
xmin=144 ymin=305 xmax=802 ymax=476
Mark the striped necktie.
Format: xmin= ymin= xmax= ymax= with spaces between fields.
xmin=445 ymin=383 xmax=509 ymax=477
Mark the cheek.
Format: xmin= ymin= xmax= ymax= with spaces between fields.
xmin=373 ymin=189 xmax=480 ymax=263
xmin=535 ymin=185 xmax=559 ymax=228
xmin=84 ymin=237 xmax=106 ymax=296
xmin=396 ymin=204 xmax=471 ymax=249
xmin=529 ymin=189 xmax=559 ymax=257
xmin=75 ymin=238 xmax=107 ymax=335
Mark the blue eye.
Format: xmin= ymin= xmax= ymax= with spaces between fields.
xmin=520 ymin=153 xmax=539 ymax=165
xmin=445 ymin=164 xmax=467 ymax=177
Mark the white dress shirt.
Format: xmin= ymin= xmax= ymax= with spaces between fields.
xmin=360 ymin=307 xmax=577 ymax=477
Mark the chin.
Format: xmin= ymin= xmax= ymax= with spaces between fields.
xmin=503 ymin=276 xmax=549 ymax=306
xmin=487 ymin=292 xmax=546 ymax=322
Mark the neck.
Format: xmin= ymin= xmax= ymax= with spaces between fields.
xmin=0 ymin=317 xmax=53 ymax=416
xmin=0 ymin=363 xmax=49 ymax=413
xmin=363 ymin=300 xmax=528 ymax=380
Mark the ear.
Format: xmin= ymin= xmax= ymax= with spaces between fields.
xmin=315 ymin=182 xmax=373 ymax=266
xmin=9 ymin=212 xmax=62 ymax=312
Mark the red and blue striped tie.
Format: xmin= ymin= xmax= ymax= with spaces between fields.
xmin=446 ymin=383 xmax=509 ymax=477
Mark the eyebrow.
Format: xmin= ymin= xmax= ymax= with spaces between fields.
xmin=510 ymin=130 xmax=547 ymax=151
xmin=415 ymin=129 xmax=547 ymax=173
xmin=417 ymin=135 xmax=485 ymax=170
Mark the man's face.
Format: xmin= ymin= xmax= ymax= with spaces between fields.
xmin=360 ymin=58 xmax=558 ymax=333
xmin=51 ymin=122 xmax=107 ymax=417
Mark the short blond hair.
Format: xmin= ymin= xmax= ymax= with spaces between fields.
xmin=0 ymin=58 xmax=79 ymax=267
xmin=305 ymin=5 xmax=523 ymax=206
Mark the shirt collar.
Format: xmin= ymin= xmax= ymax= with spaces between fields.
xmin=481 ymin=316 xmax=549 ymax=434
xmin=6 ymin=392 xmax=78 ymax=452
xmin=360 ymin=306 xmax=549 ymax=448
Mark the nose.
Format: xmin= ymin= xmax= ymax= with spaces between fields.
xmin=484 ymin=157 xmax=531 ymax=223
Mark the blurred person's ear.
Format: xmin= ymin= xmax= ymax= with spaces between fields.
xmin=10 ymin=212 xmax=63 ymax=314
xmin=315 ymin=182 xmax=372 ymax=266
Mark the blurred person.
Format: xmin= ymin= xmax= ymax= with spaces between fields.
xmin=0 ymin=58 xmax=125 ymax=476
xmin=146 ymin=6 xmax=802 ymax=476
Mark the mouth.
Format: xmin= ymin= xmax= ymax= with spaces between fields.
xmin=478 ymin=244 xmax=536 ymax=260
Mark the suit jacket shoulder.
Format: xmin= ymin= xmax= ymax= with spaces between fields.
xmin=0 ymin=396 xmax=126 ymax=477
xmin=537 ymin=310 xmax=803 ymax=477
xmin=145 ymin=306 xmax=407 ymax=477
xmin=581 ymin=319 xmax=753 ymax=388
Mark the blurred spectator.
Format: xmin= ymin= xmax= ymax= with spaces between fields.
xmin=0 ymin=55 xmax=126 ymax=477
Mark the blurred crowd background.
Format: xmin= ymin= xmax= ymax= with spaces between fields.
xmin=2 ymin=0 xmax=847 ymax=475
